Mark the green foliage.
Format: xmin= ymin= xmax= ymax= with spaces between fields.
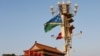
xmin=2 ymin=53 xmax=15 ymax=56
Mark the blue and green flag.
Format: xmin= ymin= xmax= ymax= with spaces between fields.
xmin=44 ymin=14 xmax=62 ymax=32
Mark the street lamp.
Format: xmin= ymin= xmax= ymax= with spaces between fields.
xmin=50 ymin=0 xmax=78 ymax=56
xmin=74 ymin=3 xmax=78 ymax=14
xmin=50 ymin=6 xmax=55 ymax=15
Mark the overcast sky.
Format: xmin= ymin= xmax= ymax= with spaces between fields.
xmin=0 ymin=0 xmax=100 ymax=56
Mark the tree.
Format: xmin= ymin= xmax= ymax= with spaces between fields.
xmin=2 ymin=53 xmax=15 ymax=56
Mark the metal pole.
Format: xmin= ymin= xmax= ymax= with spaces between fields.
xmin=57 ymin=0 xmax=79 ymax=56
xmin=58 ymin=1 xmax=71 ymax=56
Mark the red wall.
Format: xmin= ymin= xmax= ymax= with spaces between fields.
xmin=24 ymin=50 xmax=42 ymax=56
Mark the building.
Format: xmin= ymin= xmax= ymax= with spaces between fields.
xmin=23 ymin=41 xmax=65 ymax=56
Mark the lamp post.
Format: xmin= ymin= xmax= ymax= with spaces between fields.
xmin=58 ymin=0 xmax=78 ymax=56
xmin=50 ymin=0 xmax=78 ymax=56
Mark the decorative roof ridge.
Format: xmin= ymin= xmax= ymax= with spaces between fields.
xmin=29 ymin=41 xmax=64 ymax=54
xmin=35 ymin=42 xmax=57 ymax=49
xmin=30 ymin=41 xmax=58 ymax=50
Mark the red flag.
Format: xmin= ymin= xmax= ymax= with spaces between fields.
xmin=56 ymin=32 xmax=62 ymax=40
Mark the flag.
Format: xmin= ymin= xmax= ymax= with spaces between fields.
xmin=44 ymin=14 xmax=62 ymax=32
xmin=56 ymin=32 xmax=63 ymax=40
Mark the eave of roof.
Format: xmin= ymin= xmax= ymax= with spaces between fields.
xmin=29 ymin=41 xmax=64 ymax=54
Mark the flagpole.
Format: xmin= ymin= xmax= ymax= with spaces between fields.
xmin=57 ymin=0 xmax=78 ymax=56
xmin=47 ymin=0 xmax=78 ymax=56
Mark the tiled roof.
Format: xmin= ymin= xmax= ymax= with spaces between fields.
xmin=29 ymin=41 xmax=64 ymax=54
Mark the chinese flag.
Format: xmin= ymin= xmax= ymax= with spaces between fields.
xmin=56 ymin=32 xmax=62 ymax=40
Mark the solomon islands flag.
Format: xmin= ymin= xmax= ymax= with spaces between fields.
xmin=44 ymin=14 xmax=62 ymax=32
